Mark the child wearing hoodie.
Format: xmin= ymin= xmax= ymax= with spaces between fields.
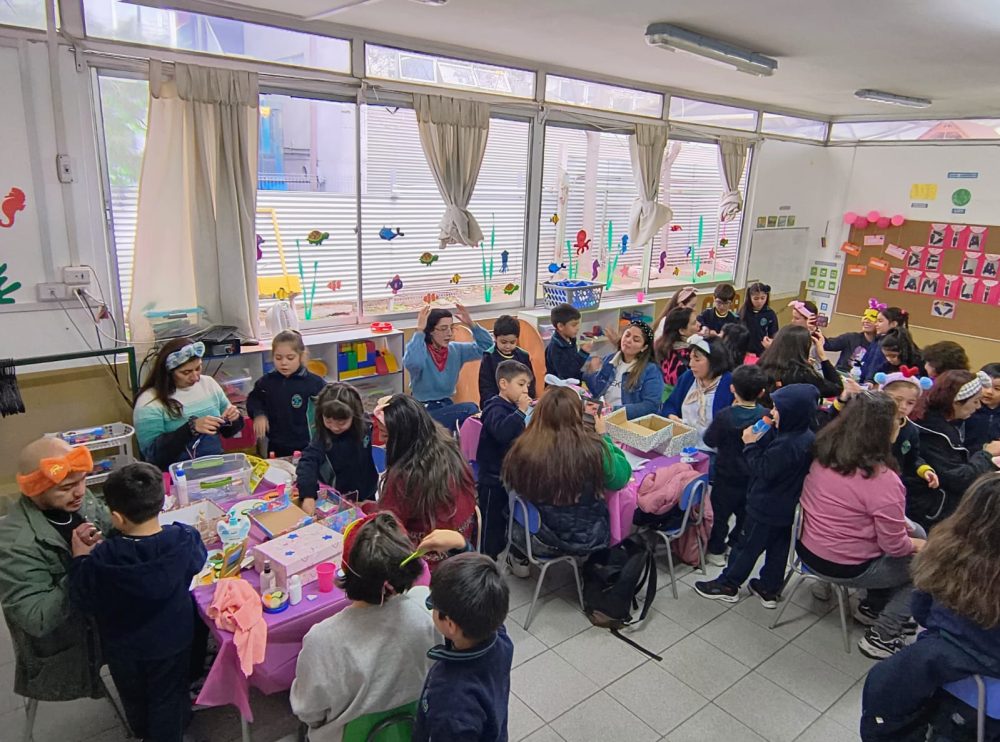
xmin=695 ymin=383 xmax=818 ymax=606
xmin=477 ymin=360 xmax=533 ymax=559
xmin=69 ymin=463 xmax=207 ymax=742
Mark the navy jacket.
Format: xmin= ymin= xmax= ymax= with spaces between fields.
xmin=68 ymin=523 xmax=207 ymax=661
xmin=966 ymin=403 xmax=1000 ymax=452
xmin=741 ymin=307 xmax=778 ymax=356
xmin=478 ymin=347 xmax=537 ymax=405
xmin=703 ymin=403 xmax=768 ymax=490
xmin=744 ymin=384 xmax=817 ymax=527
xmin=825 ymin=331 xmax=873 ymax=373
xmin=859 ymin=337 xmax=887 ymax=383
xmin=861 ymin=591 xmax=1000 ymax=741
xmin=295 ymin=421 xmax=378 ymax=502
xmin=661 ymin=370 xmax=735 ymax=420
xmin=582 ymin=354 xmax=665 ymax=420
xmin=544 ymin=332 xmax=589 ymax=382
xmin=477 ymin=396 xmax=526 ymax=488
xmin=697 ymin=308 xmax=739 ymax=336
xmin=246 ymin=367 xmax=326 ymax=456
xmin=413 ymin=626 xmax=513 ymax=742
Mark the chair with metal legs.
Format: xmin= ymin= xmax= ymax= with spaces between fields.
xmin=21 ymin=671 xmax=133 ymax=742
xmin=644 ymin=475 xmax=709 ymax=599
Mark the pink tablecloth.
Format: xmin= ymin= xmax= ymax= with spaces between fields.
xmin=606 ymin=449 xmax=710 ymax=545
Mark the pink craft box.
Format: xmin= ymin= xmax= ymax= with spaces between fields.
xmin=251 ymin=522 xmax=343 ymax=589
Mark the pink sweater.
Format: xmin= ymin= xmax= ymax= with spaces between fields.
xmin=799 ymin=461 xmax=914 ymax=565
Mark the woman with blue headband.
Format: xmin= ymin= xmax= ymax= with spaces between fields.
xmin=133 ymin=337 xmax=244 ymax=468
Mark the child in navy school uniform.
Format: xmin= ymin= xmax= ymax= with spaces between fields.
xmin=697 ymin=283 xmax=740 ymax=339
xmin=966 ymin=363 xmax=1000 ymax=451
xmin=247 ymin=330 xmax=326 ymax=456
xmin=738 ymin=282 xmax=779 ymax=356
xmin=477 ymin=360 xmax=533 ymax=559
xmin=544 ymin=303 xmax=594 ymax=382
xmin=478 ymin=315 xmax=537 ymax=404
xmin=414 ymin=553 xmax=513 ymax=742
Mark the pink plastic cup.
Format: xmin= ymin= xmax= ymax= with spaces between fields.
xmin=316 ymin=562 xmax=336 ymax=593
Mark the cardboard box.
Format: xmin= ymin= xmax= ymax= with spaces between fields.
xmin=252 ymin=522 xmax=343 ymax=589
xmin=606 ymin=410 xmax=700 ymax=456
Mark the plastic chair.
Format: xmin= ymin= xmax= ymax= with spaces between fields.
xmin=372 ymin=445 xmax=386 ymax=475
xmin=769 ymin=505 xmax=852 ymax=653
xmin=646 ymin=475 xmax=709 ymax=599
xmin=458 ymin=415 xmax=482 ymax=482
xmin=500 ymin=492 xmax=585 ymax=631
xmin=21 ymin=673 xmax=132 ymax=742
xmin=342 ymin=700 xmax=418 ymax=742
xmin=942 ymin=675 xmax=1000 ymax=742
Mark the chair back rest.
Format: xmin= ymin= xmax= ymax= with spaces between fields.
xmin=459 ymin=416 xmax=483 ymax=463
xmin=342 ymin=700 xmax=418 ymax=742
xmin=944 ymin=675 xmax=1000 ymax=720
xmin=512 ymin=493 xmax=542 ymax=534
xmin=784 ymin=503 xmax=804 ymax=571
xmin=679 ymin=475 xmax=708 ymax=511
xmin=372 ymin=445 xmax=386 ymax=475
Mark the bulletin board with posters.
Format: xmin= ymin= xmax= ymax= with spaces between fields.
xmin=835 ymin=220 xmax=998 ymax=337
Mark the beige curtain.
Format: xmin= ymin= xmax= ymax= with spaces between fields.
xmin=628 ymin=123 xmax=673 ymax=247
xmin=127 ymin=61 xmax=260 ymax=343
xmin=718 ymin=136 xmax=749 ymax=222
xmin=413 ymin=93 xmax=490 ymax=248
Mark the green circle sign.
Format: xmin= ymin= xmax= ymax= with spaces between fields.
xmin=952 ymin=188 xmax=972 ymax=206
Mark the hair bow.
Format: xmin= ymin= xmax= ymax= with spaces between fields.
xmin=16 ymin=445 xmax=93 ymax=497
xmin=544 ymin=374 xmax=592 ymax=400
xmin=874 ymin=370 xmax=933 ymax=392
xmin=868 ymin=298 xmax=887 ymax=312
xmin=165 ymin=341 xmax=206 ymax=371
xmin=787 ymin=300 xmax=815 ymax=318
xmin=900 ymin=366 xmax=920 ymax=378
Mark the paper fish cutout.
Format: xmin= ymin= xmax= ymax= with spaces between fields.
xmin=670 ymin=224 xmax=682 ymax=232
xmin=327 ymin=280 xmax=342 ymax=291
xmin=500 ymin=250 xmax=510 ymax=274
xmin=502 ymin=283 xmax=519 ymax=296
xmin=256 ymin=234 xmax=263 ymax=261
xmin=658 ymin=251 xmax=667 ymax=272
xmin=620 ymin=235 xmax=629 ymax=255
xmin=422 ymin=292 xmax=439 ymax=304
xmin=419 ymin=252 xmax=439 ymax=266
xmin=697 ymin=270 xmax=707 ymax=277
xmin=672 ymin=267 xmax=681 ymax=277
xmin=386 ymin=274 xmax=404 ymax=294
xmin=1 ymin=187 xmax=26 ymax=229
xmin=573 ymin=230 xmax=591 ymax=256
xmin=548 ymin=262 xmax=566 ymax=274
xmin=591 ymin=259 xmax=600 ymax=280
xmin=450 ymin=274 xmax=461 ymax=284
xmin=306 ymin=230 xmax=329 ymax=246
xmin=550 ymin=213 xmax=559 ymax=225
xmin=379 ymin=227 xmax=404 ymax=241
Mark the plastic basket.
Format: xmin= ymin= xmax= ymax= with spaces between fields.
xmin=541 ymin=280 xmax=604 ymax=310
xmin=170 ymin=453 xmax=253 ymax=504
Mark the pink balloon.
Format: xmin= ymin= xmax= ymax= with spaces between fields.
xmin=867 ymin=210 xmax=881 ymax=223
xmin=891 ymin=214 xmax=905 ymax=227
xmin=843 ymin=211 xmax=858 ymax=224
xmin=854 ymin=215 xmax=869 ymax=229
xmin=876 ymin=217 xmax=891 ymax=229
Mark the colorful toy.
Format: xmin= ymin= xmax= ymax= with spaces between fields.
xmin=502 ymin=283 xmax=519 ymax=296
xmin=450 ymin=273 xmax=461 ymax=284
xmin=573 ymin=230 xmax=591 ymax=256
xmin=370 ymin=321 xmax=393 ymax=333
xmin=379 ymin=226 xmax=404 ymax=241
xmin=419 ymin=252 xmax=439 ymax=266
xmin=500 ymin=250 xmax=509 ymax=274
xmin=0 ymin=187 xmax=26 ymax=229
xmin=261 ymin=589 xmax=289 ymax=613
xmin=338 ymin=340 xmax=399 ymax=379
xmin=306 ymin=230 xmax=329 ymax=246
xmin=386 ymin=274 xmax=404 ymax=295
xmin=252 ymin=522 xmax=344 ymax=588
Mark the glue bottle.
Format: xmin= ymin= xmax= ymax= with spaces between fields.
xmin=260 ymin=560 xmax=277 ymax=594
xmin=288 ymin=574 xmax=302 ymax=605
xmin=174 ymin=469 xmax=190 ymax=508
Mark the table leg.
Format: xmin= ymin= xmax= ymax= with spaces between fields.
xmin=241 ymin=715 xmax=251 ymax=742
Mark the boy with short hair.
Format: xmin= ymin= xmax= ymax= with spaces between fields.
xmin=414 ymin=553 xmax=513 ymax=742
xmin=702 ymin=364 xmax=770 ymax=566
xmin=697 ymin=284 xmax=739 ymax=338
xmin=479 ymin=314 xmax=537 ymax=404
xmin=545 ymin=303 xmax=594 ymax=381
xmin=966 ymin=363 xmax=1000 ymax=451
xmin=477 ymin=360 xmax=533 ymax=560
xmin=68 ymin=462 xmax=207 ymax=742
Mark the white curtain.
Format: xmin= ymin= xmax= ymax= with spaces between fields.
xmin=718 ymin=136 xmax=749 ymax=222
xmin=413 ymin=93 xmax=490 ymax=248
xmin=127 ymin=61 xmax=260 ymax=343
xmin=627 ymin=123 xmax=673 ymax=247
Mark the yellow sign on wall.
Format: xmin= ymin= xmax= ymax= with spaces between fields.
xmin=909 ymin=183 xmax=938 ymax=201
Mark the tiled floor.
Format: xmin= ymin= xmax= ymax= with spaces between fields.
xmin=0 ymin=557 xmax=871 ymax=741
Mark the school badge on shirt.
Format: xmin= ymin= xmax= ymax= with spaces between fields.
xmin=291 ymin=394 xmax=303 ymax=409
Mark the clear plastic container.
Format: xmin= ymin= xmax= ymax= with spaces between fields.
xmin=170 ymin=453 xmax=253 ymax=504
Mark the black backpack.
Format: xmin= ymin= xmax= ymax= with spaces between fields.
xmin=581 ymin=535 xmax=661 ymax=660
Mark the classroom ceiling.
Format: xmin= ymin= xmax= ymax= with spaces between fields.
xmin=201 ymin=0 xmax=1000 ymax=119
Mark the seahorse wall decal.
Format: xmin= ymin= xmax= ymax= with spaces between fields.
xmin=1 ymin=187 xmax=27 ymax=229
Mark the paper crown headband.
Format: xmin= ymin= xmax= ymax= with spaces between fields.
xmin=16 ymin=445 xmax=93 ymax=497
xmin=956 ymin=371 xmax=992 ymax=402
xmin=874 ymin=368 xmax=933 ymax=392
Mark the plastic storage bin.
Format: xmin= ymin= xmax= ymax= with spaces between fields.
xmin=170 ymin=453 xmax=253 ymax=504
xmin=541 ymin=280 xmax=604 ymax=310
xmin=143 ymin=308 xmax=205 ymax=341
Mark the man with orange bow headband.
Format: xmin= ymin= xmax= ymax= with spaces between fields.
xmin=0 ymin=437 xmax=112 ymax=702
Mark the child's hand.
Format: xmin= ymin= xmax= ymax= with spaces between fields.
xmin=517 ymin=392 xmax=532 ymax=413
xmin=667 ymin=414 xmax=683 ymax=424
xmin=742 ymin=425 xmax=765 ymax=445
xmin=579 ymin=339 xmax=595 ymax=354
xmin=910 ymin=537 xmax=927 ymax=554
xmin=222 ymin=405 xmax=241 ymax=423
xmin=299 ymin=497 xmax=316 ymax=516
xmin=416 ymin=529 xmax=467 ymax=555
xmin=923 ymin=470 xmax=940 ymax=489
xmin=986 ymin=440 xmax=1000 ymax=457
xmin=840 ymin=377 xmax=863 ymax=400
xmin=584 ymin=355 xmax=602 ymax=374
xmin=593 ymin=412 xmax=607 ymax=435
xmin=761 ymin=335 xmax=773 ymax=349
xmin=253 ymin=415 xmax=269 ymax=439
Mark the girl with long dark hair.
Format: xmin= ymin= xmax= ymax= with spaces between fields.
xmin=739 ymin=282 xmax=778 ymax=355
xmin=653 ymin=307 xmax=700 ymax=395
xmin=582 ymin=320 xmax=663 ymax=419
xmin=758 ymin=324 xmax=844 ymax=401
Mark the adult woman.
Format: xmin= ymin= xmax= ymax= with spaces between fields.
xmin=662 ymin=336 xmax=735 ymax=449
xmin=375 ymin=394 xmax=477 ymax=569
xmin=653 ymin=307 xmax=700 ymax=395
xmin=403 ymin=303 xmax=493 ymax=430
xmin=758 ymin=325 xmax=843 ymax=401
xmin=502 ymin=386 xmax=631 ymax=556
xmin=910 ymin=370 xmax=1000 ymax=523
xmin=860 ymin=306 xmax=910 ymax=383
xmin=133 ymin=338 xmax=243 ymax=468
xmin=921 ymin=341 xmax=969 ymax=379
xmin=798 ymin=392 xmax=926 ymax=659
xmin=653 ymin=285 xmax=697 ymax=341
xmin=582 ymin=320 xmax=663 ymax=420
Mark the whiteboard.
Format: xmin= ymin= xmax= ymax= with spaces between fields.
xmin=745 ymin=228 xmax=810 ymax=296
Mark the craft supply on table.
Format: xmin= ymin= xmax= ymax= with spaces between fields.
xmin=260 ymin=560 xmax=277 ymax=594
xmin=160 ymin=500 xmax=226 ymax=545
xmin=288 ymin=574 xmax=303 ymax=605
xmin=250 ymin=488 xmax=313 ymax=538
xmin=170 ymin=453 xmax=253 ymax=504
xmin=252 ymin=523 xmax=344 ymax=589
xmin=315 ymin=562 xmax=336 ymax=593
xmin=261 ymin=589 xmax=289 ymax=614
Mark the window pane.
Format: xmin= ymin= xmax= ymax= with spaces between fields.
xmin=830 ymin=119 xmax=1000 ymax=142
xmin=366 ymin=44 xmax=535 ymax=99
xmin=537 ymin=126 xmax=649 ymax=296
xmin=256 ymin=95 xmax=359 ymax=326
xmin=84 ymin=0 xmax=350 ymax=72
xmin=647 ymin=140 xmax=749 ymax=291
xmin=669 ymin=96 xmax=758 ymax=131
xmin=761 ymin=113 xmax=827 ymax=141
xmin=361 ymin=106 xmax=529 ymax=315
xmin=0 ymin=0 xmax=45 ymax=28
xmin=544 ymin=75 xmax=663 ymax=118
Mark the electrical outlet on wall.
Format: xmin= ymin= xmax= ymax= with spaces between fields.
xmin=37 ymin=283 xmax=75 ymax=301
xmin=62 ymin=266 xmax=93 ymax=286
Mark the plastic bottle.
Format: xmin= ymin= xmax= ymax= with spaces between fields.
xmin=174 ymin=469 xmax=190 ymax=508
xmin=288 ymin=574 xmax=302 ymax=605
xmin=751 ymin=416 xmax=773 ymax=436
xmin=260 ymin=560 xmax=277 ymax=594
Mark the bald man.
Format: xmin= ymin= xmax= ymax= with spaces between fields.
xmin=0 ymin=437 xmax=112 ymax=701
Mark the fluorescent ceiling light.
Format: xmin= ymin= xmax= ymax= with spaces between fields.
xmin=855 ymin=89 xmax=932 ymax=108
xmin=644 ymin=23 xmax=777 ymax=77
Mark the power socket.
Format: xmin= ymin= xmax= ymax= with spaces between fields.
xmin=62 ymin=266 xmax=93 ymax=286
xmin=37 ymin=282 xmax=76 ymax=301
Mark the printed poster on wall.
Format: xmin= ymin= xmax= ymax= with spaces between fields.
xmin=980 ymin=254 xmax=1000 ymax=279
xmin=939 ymin=274 xmax=961 ymax=300
xmin=961 ymin=252 xmax=982 ymax=276
xmin=919 ymin=272 xmax=940 ymax=296
xmin=886 ymin=267 xmax=904 ymax=291
xmin=960 ymin=277 xmax=978 ymax=302
xmin=925 ymin=248 xmax=943 ymax=272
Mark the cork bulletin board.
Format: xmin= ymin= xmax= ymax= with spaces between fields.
xmin=835 ymin=220 xmax=998 ymax=337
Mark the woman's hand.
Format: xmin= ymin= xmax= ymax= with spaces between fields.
xmin=602 ymin=324 xmax=621 ymax=348
xmin=253 ymin=415 xmax=269 ymax=439
xmin=811 ymin=331 xmax=828 ymax=361
xmin=453 ymin=303 xmax=474 ymax=327
xmin=593 ymin=411 xmax=607 ymax=435
xmin=222 ymin=405 xmax=241 ymax=423
xmin=985 ymin=440 xmax=1000 ymax=457
xmin=193 ymin=415 xmax=223 ymax=435
xmin=416 ymin=529 xmax=467 ymax=555
xmin=416 ymin=304 xmax=431 ymax=333
xmin=840 ymin=376 xmax=864 ymax=401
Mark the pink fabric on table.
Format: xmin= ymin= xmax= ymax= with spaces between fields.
xmin=207 ymin=578 xmax=268 ymax=678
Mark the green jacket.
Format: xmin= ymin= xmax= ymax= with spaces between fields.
xmin=0 ymin=491 xmax=112 ymax=701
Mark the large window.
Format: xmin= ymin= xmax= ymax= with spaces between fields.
xmin=0 ymin=0 xmax=45 ymax=28
xmin=761 ymin=113 xmax=827 ymax=141
xmin=84 ymin=0 xmax=351 ymax=72
xmin=669 ymin=97 xmax=758 ymax=132
xmin=544 ymin=76 xmax=663 ymax=118
xmin=830 ymin=119 xmax=1000 ymax=142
